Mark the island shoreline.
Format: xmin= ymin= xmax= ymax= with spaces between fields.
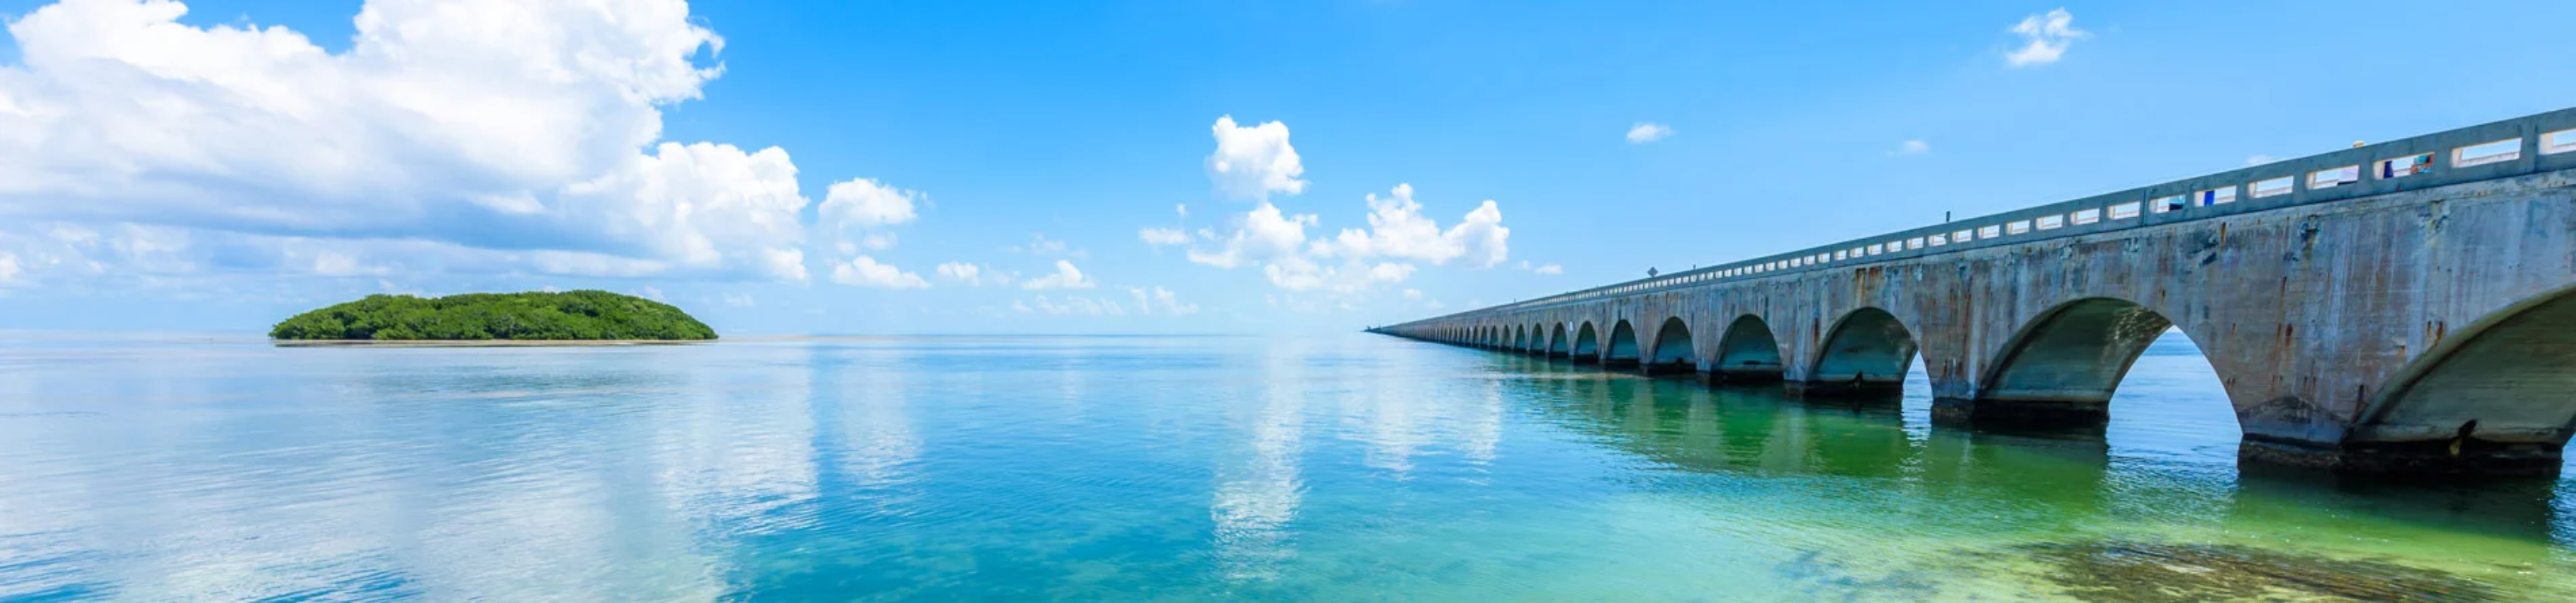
xmin=272 ymin=339 xmax=714 ymax=347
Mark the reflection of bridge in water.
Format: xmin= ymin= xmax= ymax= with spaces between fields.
xmin=1374 ymin=109 xmax=2576 ymax=478
xmin=1492 ymin=355 xmax=2565 ymax=552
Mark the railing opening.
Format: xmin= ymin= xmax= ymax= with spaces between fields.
xmin=2071 ymin=208 xmax=2102 ymax=225
xmin=2309 ymin=165 xmax=2361 ymax=190
xmin=2250 ymin=176 xmax=2294 ymax=198
xmin=2546 ymin=129 xmax=2574 ymax=155
xmin=2036 ymin=215 xmax=2064 ymax=230
xmin=1928 ymin=234 xmax=1948 ymax=246
xmin=1952 ymin=228 xmax=1974 ymax=243
xmin=2108 ymin=202 xmax=2141 ymax=219
xmin=2006 ymin=220 xmax=2032 ymax=234
xmin=2452 ymin=138 xmax=2521 ymax=167
xmin=2196 ymin=186 xmax=2236 ymax=206
xmin=1908 ymin=236 xmax=1927 ymax=249
xmin=1979 ymin=225 xmax=2002 ymax=239
xmin=2381 ymin=152 xmax=2433 ymax=179
xmin=2152 ymin=194 xmax=2184 ymax=213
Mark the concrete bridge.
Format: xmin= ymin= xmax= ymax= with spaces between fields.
xmin=1371 ymin=108 xmax=2576 ymax=478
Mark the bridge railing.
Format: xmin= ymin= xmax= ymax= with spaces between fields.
xmin=1395 ymin=107 xmax=2576 ymax=328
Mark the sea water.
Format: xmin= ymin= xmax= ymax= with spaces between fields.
xmin=0 ymin=332 xmax=2569 ymax=600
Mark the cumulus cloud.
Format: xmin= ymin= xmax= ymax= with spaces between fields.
xmin=2005 ymin=8 xmax=2089 ymax=67
xmin=0 ymin=0 xmax=842 ymax=282
xmin=1020 ymin=259 xmax=1094 ymax=290
xmin=1175 ymin=183 xmax=1509 ymax=295
xmin=1206 ymin=115 xmax=1306 ymax=200
xmin=817 ymin=178 xmax=920 ymax=254
xmin=1532 ymin=263 xmax=1563 ymax=275
xmin=1626 ymin=122 xmax=1675 ymax=144
xmin=833 ymin=256 xmax=927 ymax=289
xmin=1311 ymin=184 xmax=1510 ymax=268
xmin=1186 ymin=203 xmax=1316 ymax=270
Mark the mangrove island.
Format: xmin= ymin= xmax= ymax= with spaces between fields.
xmin=269 ymin=290 xmax=717 ymax=341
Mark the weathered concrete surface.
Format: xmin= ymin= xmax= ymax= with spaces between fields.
xmin=1376 ymin=165 xmax=2576 ymax=478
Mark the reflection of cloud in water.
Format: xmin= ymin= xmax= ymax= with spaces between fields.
xmin=837 ymin=352 xmax=922 ymax=491
xmin=1212 ymin=354 xmax=1307 ymax=581
xmin=652 ymin=354 xmax=820 ymax=535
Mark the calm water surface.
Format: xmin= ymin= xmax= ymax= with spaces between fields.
xmin=0 ymin=332 xmax=2571 ymax=601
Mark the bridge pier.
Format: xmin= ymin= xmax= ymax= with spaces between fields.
xmin=1709 ymin=368 xmax=1783 ymax=385
xmin=2240 ymin=438 xmax=2565 ymax=479
xmin=1930 ymin=396 xmax=2109 ymax=430
xmin=1641 ymin=360 xmax=1696 ymax=377
xmin=1785 ymin=375 xmax=1904 ymax=399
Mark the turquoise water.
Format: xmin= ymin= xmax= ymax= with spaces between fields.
xmin=0 ymin=332 xmax=2570 ymax=601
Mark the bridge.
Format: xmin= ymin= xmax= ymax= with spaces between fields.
xmin=1369 ymin=108 xmax=2576 ymax=478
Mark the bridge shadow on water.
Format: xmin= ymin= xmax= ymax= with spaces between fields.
xmin=1465 ymin=332 xmax=2576 ymax=598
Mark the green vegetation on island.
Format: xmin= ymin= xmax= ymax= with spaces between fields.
xmin=269 ymin=290 xmax=717 ymax=341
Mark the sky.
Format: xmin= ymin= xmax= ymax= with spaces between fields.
xmin=0 ymin=0 xmax=2571 ymax=335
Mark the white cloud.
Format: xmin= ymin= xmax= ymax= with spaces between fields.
xmin=1018 ymin=294 xmax=1124 ymax=316
xmin=833 ymin=256 xmax=927 ymax=289
xmin=1187 ymin=202 xmax=1316 ymax=269
xmin=1533 ymin=263 xmax=1563 ymax=275
xmin=2005 ymin=8 xmax=2089 ymax=68
xmin=1206 ymin=115 xmax=1306 ymax=200
xmin=1312 ymin=184 xmax=1510 ymax=268
xmin=0 ymin=252 xmax=20 ymax=284
xmin=935 ymin=262 xmax=981 ymax=283
xmin=1626 ymin=122 xmax=1675 ymax=144
xmin=1175 ymin=184 xmax=1510 ymax=296
xmin=1401 ymin=289 xmax=1422 ymax=300
xmin=1020 ymin=259 xmax=1094 ymax=290
xmin=722 ymin=292 xmax=755 ymax=308
xmin=1138 ymin=227 xmax=1190 ymax=246
xmin=1894 ymin=139 xmax=1930 ymax=156
xmin=819 ymin=178 xmax=920 ymax=229
xmin=859 ymin=232 xmax=898 ymax=250
xmin=1126 ymin=286 xmax=1199 ymax=315
xmin=0 ymin=0 xmax=825 ymax=282
xmin=637 ymin=286 xmax=666 ymax=302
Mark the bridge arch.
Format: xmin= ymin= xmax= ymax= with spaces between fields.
xmin=1529 ymin=323 xmax=1548 ymax=354
xmin=1605 ymin=319 xmax=1642 ymax=368
xmin=1965 ymin=297 xmax=2179 ymax=428
xmin=1572 ymin=322 xmax=1601 ymax=363
xmin=1807 ymin=307 xmax=1916 ymax=396
xmin=1646 ymin=317 xmax=1696 ymax=375
xmin=1512 ymin=325 xmax=1527 ymax=350
xmin=1712 ymin=314 xmax=1786 ymax=384
xmin=2353 ymin=285 xmax=2576 ymax=475
xmin=1548 ymin=323 xmax=1571 ymax=357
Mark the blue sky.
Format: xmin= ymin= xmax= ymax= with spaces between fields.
xmin=1 ymin=0 xmax=2571 ymax=335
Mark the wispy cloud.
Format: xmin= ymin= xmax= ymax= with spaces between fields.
xmin=2004 ymin=8 xmax=2089 ymax=68
xmin=1626 ymin=122 xmax=1675 ymax=144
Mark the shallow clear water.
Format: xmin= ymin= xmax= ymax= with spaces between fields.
xmin=0 ymin=332 xmax=2570 ymax=601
